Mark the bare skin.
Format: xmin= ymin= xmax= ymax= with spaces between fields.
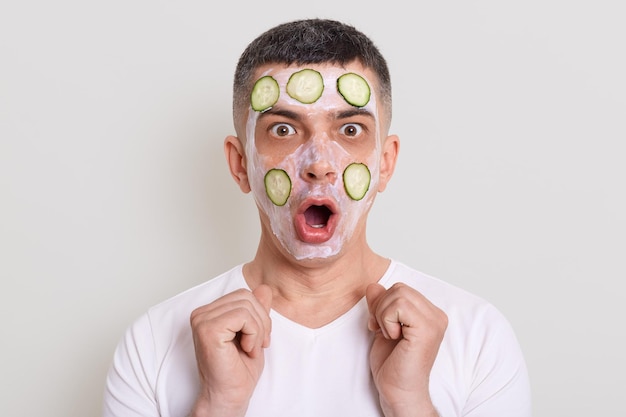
xmin=189 ymin=62 xmax=448 ymax=417
xmin=367 ymin=282 xmax=447 ymax=417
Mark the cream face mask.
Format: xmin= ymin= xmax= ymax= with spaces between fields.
xmin=245 ymin=66 xmax=382 ymax=260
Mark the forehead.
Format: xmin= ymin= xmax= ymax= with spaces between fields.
xmin=252 ymin=61 xmax=377 ymax=87
xmin=246 ymin=62 xmax=383 ymax=123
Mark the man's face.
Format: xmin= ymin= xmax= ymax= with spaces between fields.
xmin=243 ymin=62 xmax=386 ymax=260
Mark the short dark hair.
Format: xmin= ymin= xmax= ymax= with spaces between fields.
xmin=232 ymin=18 xmax=392 ymax=128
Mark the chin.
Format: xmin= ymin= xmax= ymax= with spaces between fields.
xmin=285 ymin=243 xmax=340 ymax=262
xmin=281 ymin=233 xmax=353 ymax=263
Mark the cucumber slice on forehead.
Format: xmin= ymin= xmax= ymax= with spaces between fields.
xmin=337 ymin=73 xmax=371 ymax=107
xmin=251 ymin=76 xmax=279 ymax=112
xmin=264 ymin=169 xmax=292 ymax=206
xmin=286 ymin=69 xmax=324 ymax=104
xmin=343 ymin=163 xmax=371 ymax=201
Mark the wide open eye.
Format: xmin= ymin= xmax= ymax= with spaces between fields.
xmin=340 ymin=123 xmax=363 ymax=138
xmin=270 ymin=123 xmax=296 ymax=137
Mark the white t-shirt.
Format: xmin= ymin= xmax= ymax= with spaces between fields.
xmin=103 ymin=260 xmax=532 ymax=417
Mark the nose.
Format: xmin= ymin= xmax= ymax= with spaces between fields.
xmin=299 ymin=136 xmax=339 ymax=185
xmin=302 ymin=159 xmax=338 ymax=184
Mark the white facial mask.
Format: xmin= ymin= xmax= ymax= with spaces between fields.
xmin=245 ymin=67 xmax=382 ymax=260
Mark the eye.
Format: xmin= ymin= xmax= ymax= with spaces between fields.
xmin=340 ymin=123 xmax=363 ymax=137
xmin=270 ymin=123 xmax=296 ymax=137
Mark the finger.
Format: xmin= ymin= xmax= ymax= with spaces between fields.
xmin=371 ymin=283 xmax=417 ymax=340
xmin=237 ymin=313 xmax=266 ymax=357
xmin=380 ymin=301 xmax=412 ymax=340
xmin=238 ymin=285 xmax=273 ymax=356
xmin=365 ymin=283 xmax=387 ymax=333
xmin=383 ymin=283 xmax=444 ymax=328
xmin=191 ymin=290 xmax=270 ymax=356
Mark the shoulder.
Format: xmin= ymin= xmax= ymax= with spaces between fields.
xmin=148 ymin=264 xmax=247 ymax=323
xmin=382 ymin=260 xmax=516 ymax=335
xmin=125 ymin=264 xmax=248 ymax=343
xmin=382 ymin=260 xmax=488 ymax=310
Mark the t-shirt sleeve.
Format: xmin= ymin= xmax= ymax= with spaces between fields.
xmin=462 ymin=304 xmax=533 ymax=417
xmin=102 ymin=313 xmax=160 ymax=417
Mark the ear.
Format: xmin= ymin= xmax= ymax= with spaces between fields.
xmin=224 ymin=135 xmax=251 ymax=193
xmin=377 ymin=134 xmax=399 ymax=192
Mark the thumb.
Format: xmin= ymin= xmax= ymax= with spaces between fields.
xmin=366 ymin=283 xmax=386 ymax=331
xmin=252 ymin=284 xmax=273 ymax=313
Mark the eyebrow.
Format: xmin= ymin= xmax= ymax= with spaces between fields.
xmin=257 ymin=106 xmax=375 ymax=123
xmin=257 ymin=107 xmax=301 ymax=122
xmin=336 ymin=108 xmax=375 ymax=121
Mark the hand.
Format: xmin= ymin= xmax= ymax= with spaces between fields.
xmin=188 ymin=285 xmax=273 ymax=417
xmin=366 ymin=283 xmax=448 ymax=417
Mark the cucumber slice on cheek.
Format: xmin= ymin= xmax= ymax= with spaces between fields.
xmin=286 ymin=69 xmax=324 ymax=104
xmin=337 ymin=73 xmax=371 ymax=107
xmin=343 ymin=163 xmax=371 ymax=201
xmin=264 ymin=169 xmax=292 ymax=206
xmin=251 ymin=76 xmax=279 ymax=112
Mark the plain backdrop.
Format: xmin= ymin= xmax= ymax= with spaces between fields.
xmin=1 ymin=1 xmax=624 ymax=416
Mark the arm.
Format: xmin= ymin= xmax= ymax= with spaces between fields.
xmin=462 ymin=304 xmax=532 ymax=417
xmin=103 ymin=314 xmax=160 ymax=417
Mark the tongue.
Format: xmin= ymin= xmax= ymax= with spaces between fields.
xmin=304 ymin=205 xmax=331 ymax=228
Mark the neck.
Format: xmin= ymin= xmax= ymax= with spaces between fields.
xmin=243 ymin=236 xmax=390 ymax=328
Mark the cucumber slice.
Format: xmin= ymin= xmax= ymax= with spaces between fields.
xmin=264 ymin=168 xmax=291 ymax=206
xmin=286 ymin=69 xmax=324 ymax=104
xmin=337 ymin=73 xmax=371 ymax=107
xmin=343 ymin=163 xmax=371 ymax=201
xmin=251 ymin=76 xmax=279 ymax=112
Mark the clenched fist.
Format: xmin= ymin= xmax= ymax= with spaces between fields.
xmin=366 ymin=283 xmax=448 ymax=417
xmin=188 ymin=285 xmax=272 ymax=417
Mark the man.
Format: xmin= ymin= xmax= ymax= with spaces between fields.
xmin=103 ymin=18 xmax=532 ymax=417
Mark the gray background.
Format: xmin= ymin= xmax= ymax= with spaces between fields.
xmin=1 ymin=1 xmax=624 ymax=416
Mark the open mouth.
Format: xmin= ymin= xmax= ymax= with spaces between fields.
xmin=295 ymin=200 xmax=338 ymax=244
xmin=304 ymin=205 xmax=333 ymax=228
